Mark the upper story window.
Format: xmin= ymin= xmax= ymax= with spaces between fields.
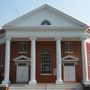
xmin=41 ymin=20 xmax=51 ymax=25
xmin=41 ymin=48 xmax=51 ymax=74
xmin=19 ymin=42 xmax=27 ymax=53
xmin=65 ymin=42 xmax=73 ymax=53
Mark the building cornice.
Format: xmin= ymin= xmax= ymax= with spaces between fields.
xmin=3 ymin=26 xmax=86 ymax=30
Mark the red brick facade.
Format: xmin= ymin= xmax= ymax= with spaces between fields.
xmin=0 ymin=44 xmax=5 ymax=84
xmin=10 ymin=41 xmax=31 ymax=83
xmin=86 ymin=40 xmax=90 ymax=80
xmin=0 ymin=41 xmax=83 ymax=83
xmin=36 ymin=41 xmax=56 ymax=83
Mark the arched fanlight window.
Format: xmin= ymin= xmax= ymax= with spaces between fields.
xmin=41 ymin=48 xmax=51 ymax=74
xmin=41 ymin=20 xmax=51 ymax=25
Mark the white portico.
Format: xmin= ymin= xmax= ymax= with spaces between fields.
xmin=1 ymin=4 xmax=89 ymax=85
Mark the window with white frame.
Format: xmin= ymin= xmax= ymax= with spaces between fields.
xmin=65 ymin=42 xmax=73 ymax=53
xmin=41 ymin=48 xmax=51 ymax=74
xmin=19 ymin=42 xmax=27 ymax=53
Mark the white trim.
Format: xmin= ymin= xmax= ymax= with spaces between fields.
xmin=3 ymin=26 xmax=87 ymax=30
xmin=62 ymin=55 xmax=79 ymax=66
xmin=40 ymin=73 xmax=52 ymax=75
xmin=13 ymin=55 xmax=30 ymax=65
xmin=6 ymin=32 xmax=84 ymax=39
xmin=18 ymin=52 xmax=27 ymax=54
xmin=62 ymin=55 xmax=79 ymax=61
xmin=3 ymin=4 xmax=88 ymax=28
xmin=13 ymin=55 xmax=30 ymax=61
xmin=65 ymin=51 xmax=74 ymax=53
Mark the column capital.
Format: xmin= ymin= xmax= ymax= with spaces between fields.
xmin=29 ymin=37 xmax=37 ymax=40
xmin=55 ymin=36 xmax=62 ymax=40
xmin=81 ymin=34 xmax=88 ymax=40
xmin=5 ymin=37 xmax=11 ymax=41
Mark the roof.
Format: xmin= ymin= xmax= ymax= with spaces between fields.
xmin=3 ymin=4 xmax=88 ymax=29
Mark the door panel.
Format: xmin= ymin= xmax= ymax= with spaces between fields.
xmin=64 ymin=65 xmax=75 ymax=81
xmin=22 ymin=66 xmax=28 ymax=82
xmin=16 ymin=63 xmax=29 ymax=83
xmin=17 ymin=66 xmax=22 ymax=82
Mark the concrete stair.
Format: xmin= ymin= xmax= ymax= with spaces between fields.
xmin=9 ymin=83 xmax=83 ymax=90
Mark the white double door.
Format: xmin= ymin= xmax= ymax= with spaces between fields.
xmin=64 ymin=64 xmax=76 ymax=81
xmin=17 ymin=63 xmax=29 ymax=83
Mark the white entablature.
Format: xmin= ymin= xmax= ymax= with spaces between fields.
xmin=2 ymin=4 xmax=88 ymax=40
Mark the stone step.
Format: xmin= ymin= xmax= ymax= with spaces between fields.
xmin=9 ymin=83 xmax=83 ymax=90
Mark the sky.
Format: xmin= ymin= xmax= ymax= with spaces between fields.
xmin=0 ymin=0 xmax=90 ymax=28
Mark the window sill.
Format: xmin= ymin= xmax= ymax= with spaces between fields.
xmin=65 ymin=51 xmax=73 ymax=53
xmin=19 ymin=52 xmax=27 ymax=54
xmin=40 ymin=73 xmax=52 ymax=75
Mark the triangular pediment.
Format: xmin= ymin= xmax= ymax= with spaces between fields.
xmin=13 ymin=55 xmax=30 ymax=62
xmin=3 ymin=4 xmax=88 ymax=29
xmin=62 ymin=55 xmax=79 ymax=62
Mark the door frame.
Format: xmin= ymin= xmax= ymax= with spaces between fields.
xmin=62 ymin=55 xmax=79 ymax=82
xmin=13 ymin=55 xmax=30 ymax=83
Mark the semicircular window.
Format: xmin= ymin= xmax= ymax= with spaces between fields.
xmin=41 ymin=20 xmax=51 ymax=25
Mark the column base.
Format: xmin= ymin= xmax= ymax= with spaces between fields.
xmin=2 ymin=79 xmax=11 ymax=85
xmin=29 ymin=80 xmax=37 ymax=84
xmin=56 ymin=80 xmax=63 ymax=84
xmin=82 ymin=80 xmax=90 ymax=85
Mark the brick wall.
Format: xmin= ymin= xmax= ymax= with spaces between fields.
xmin=0 ymin=41 xmax=83 ymax=83
xmin=0 ymin=44 xmax=5 ymax=84
xmin=86 ymin=41 xmax=90 ymax=80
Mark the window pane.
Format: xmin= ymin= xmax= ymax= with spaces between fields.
xmin=18 ymin=63 xmax=27 ymax=66
xmin=64 ymin=63 xmax=74 ymax=66
xmin=41 ymin=20 xmax=51 ymax=25
xmin=65 ymin=42 xmax=73 ymax=52
xmin=19 ymin=42 xmax=27 ymax=52
xmin=41 ymin=48 xmax=51 ymax=74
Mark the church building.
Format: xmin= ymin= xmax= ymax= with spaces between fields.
xmin=0 ymin=4 xmax=90 ymax=90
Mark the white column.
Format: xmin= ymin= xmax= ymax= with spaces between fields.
xmin=55 ymin=37 xmax=63 ymax=84
xmin=29 ymin=37 xmax=37 ymax=84
xmin=2 ymin=38 xmax=11 ymax=84
xmin=81 ymin=35 xmax=89 ymax=84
